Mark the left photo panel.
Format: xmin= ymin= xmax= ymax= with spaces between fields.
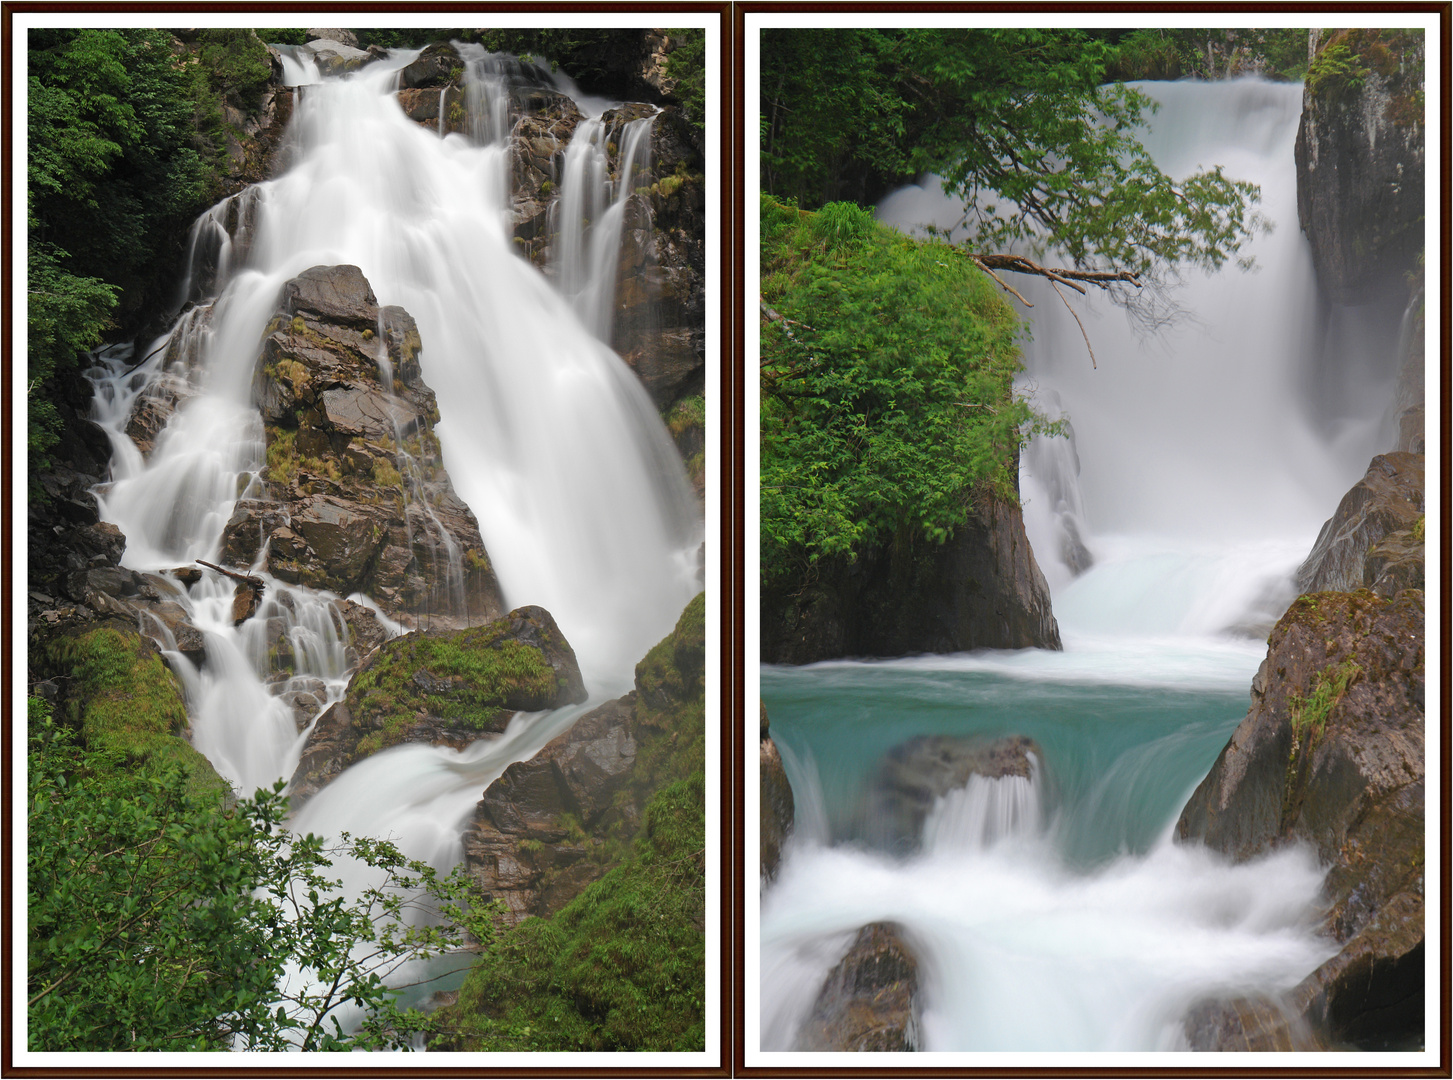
xmin=12 ymin=13 xmax=724 ymax=1068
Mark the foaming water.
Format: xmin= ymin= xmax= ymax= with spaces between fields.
xmin=759 ymin=79 xmax=1388 ymax=1052
xmin=81 ymin=49 xmax=699 ymax=1041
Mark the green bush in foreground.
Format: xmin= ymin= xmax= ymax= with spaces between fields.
xmin=27 ymin=697 xmax=490 ymax=1051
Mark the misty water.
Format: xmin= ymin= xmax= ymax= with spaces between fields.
xmin=760 ymin=79 xmax=1402 ymax=1051
xmin=85 ymin=43 xmax=700 ymax=1038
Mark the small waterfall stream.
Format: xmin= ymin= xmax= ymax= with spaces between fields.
xmin=761 ymin=79 xmax=1399 ymax=1052
xmin=83 ymin=44 xmax=699 ymax=1038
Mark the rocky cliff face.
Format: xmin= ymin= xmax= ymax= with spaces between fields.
xmin=223 ymin=264 xmax=505 ymax=628
xmin=1295 ymin=29 xmax=1425 ymax=305
xmin=1295 ymin=451 xmax=1424 ymax=595
xmin=458 ymin=592 xmax=704 ymax=923
xmin=761 ymin=491 xmax=1061 ymax=664
xmin=1175 ymin=452 xmax=1425 ymax=1051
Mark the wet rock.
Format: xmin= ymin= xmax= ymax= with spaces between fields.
xmin=1364 ymin=524 xmax=1424 ymax=598
xmin=306 ymin=28 xmax=359 ymax=48
xmin=305 ymin=39 xmax=373 ymax=78
xmin=249 ymin=265 xmax=505 ymax=626
xmin=1295 ymin=30 xmax=1425 ymax=304
xmin=610 ymin=110 xmax=706 ymax=413
xmin=220 ymin=500 xmax=290 ymax=567
xmin=460 ymin=592 xmax=705 ymax=924
xmin=763 ymin=477 xmax=1061 ymax=662
xmin=1176 ymin=587 xmax=1424 ymax=1049
xmin=864 ymin=734 xmax=1042 ymax=854
xmin=1295 ymin=452 xmax=1423 ymax=594
xmin=231 ymin=581 xmax=265 ymax=626
xmin=123 ymin=372 xmax=197 ymax=458
xmin=334 ymin=598 xmax=390 ymax=666
xmin=399 ymin=42 xmax=461 ymax=89
xmin=289 ymin=605 xmax=587 ymax=802
xmin=760 ymin=702 xmax=795 ymax=883
xmin=798 ymin=923 xmax=921 ymax=1051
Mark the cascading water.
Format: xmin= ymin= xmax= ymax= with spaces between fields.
xmin=84 ymin=44 xmax=699 ymax=1039
xmin=761 ymin=79 xmax=1394 ymax=1052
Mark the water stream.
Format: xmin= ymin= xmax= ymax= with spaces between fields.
xmin=83 ymin=44 xmax=699 ymax=1036
xmin=761 ymin=79 xmax=1398 ymax=1051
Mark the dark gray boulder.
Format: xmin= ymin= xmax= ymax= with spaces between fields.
xmin=863 ymin=733 xmax=1042 ymax=854
xmin=798 ymin=923 xmax=921 ymax=1051
xmin=760 ymin=702 xmax=795 ymax=883
xmin=762 ymin=486 xmax=1061 ymax=663
xmin=1295 ymin=452 xmax=1423 ymax=595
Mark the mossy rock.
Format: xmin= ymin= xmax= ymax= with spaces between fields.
xmin=39 ymin=622 xmax=229 ymax=804
xmin=288 ymin=606 xmax=587 ymax=801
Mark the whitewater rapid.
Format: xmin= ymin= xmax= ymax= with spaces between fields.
xmin=759 ymin=78 xmax=1397 ymax=1054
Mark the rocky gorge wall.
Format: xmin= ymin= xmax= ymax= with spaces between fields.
xmin=760 ymin=488 xmax=1062 ymax=664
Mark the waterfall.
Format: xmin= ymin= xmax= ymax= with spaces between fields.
xmin=83 ymin=46 xmax=699 ymax=1034
xmin=761 ymin=79 xmax=1391 ymax=1052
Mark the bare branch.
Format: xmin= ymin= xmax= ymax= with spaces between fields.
xmin=1050 ymin=282 xmax=1097 ymax=370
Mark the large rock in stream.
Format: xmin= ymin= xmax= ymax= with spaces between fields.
xmin=1175 ymin=586 xmax=1424 ymax=1049
xmin=288 ymin=605 xmax=587 ymax=803
xmin=459 ymin=592 xmax=705 ymax=924
xmin=863 ymin=734 xmax=1042 ymax=854
xmin=761 ymin=490 xmax=1061 ymax=663
xmin=760 ymin=702 xmax=795 ymax=884
xmin=797 ymin=923 xmax=922 ymax=1051
xmin=216 ymin=263 xmax=504 ymax=628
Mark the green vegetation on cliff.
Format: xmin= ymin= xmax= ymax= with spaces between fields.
xmin=429 ymin=593 xmax=706 ymax=1051
xmin=760 ymin=195 xmax=1046 ymax=591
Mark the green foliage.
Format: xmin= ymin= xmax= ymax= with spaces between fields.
xmin=196 ymin=29 xmax=274 ymax=115
xmin=666 ymin=394 xmax=705 ymax=436
xmin=761 ymin=28 xmax=1265 ymax=303
xmin=1101 ymin=28 xmax=1310 ymax=82
xmin=1290 ymin=659 xmax=1363 ymax=735
xmin=1307 ymin=35 xmax=1369 ymax=98
xmin=760 ymin=195 xmax=1050 ymax=589
xmin=26 ymin=28 xmax=215 ymax=477
xmin=664 ymin=28 xmax=706 ymax=133
xmin=43 ymin=625 xmax=225 ymax=801
xmin=28 ymin=697 xmax=492 ymax=1051
xmin=256 ymin=28 xmax=310 ymax=46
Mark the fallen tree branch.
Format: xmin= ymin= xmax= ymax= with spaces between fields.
xmin=197 ymin=560 xmax=265 ymax=589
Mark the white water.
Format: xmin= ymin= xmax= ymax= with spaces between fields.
xmin=83 ymin=48 xmax=698 ymax=1037
xmin=762 ymin=80 xmax=1397 ymax=1052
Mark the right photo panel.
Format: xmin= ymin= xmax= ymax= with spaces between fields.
xmin=746 ymin=13 xmax=1439 ymax=1067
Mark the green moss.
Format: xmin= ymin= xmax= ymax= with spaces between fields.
xmin=42 ymin=626 xmax=229 ymax=803
xmin=666 ymin=394 xmax=705 ymax=437
xmin=344 ymin=627 xmax=559 ymax=758
xmin=1412 ymin=516 xmax=1425 ymax=544
xmin=290 ymin=315 xmax=306 ymax=334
